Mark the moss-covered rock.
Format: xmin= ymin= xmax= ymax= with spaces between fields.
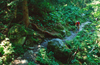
xmin=8 ymin=25 xmax=27 ymax=45
xmin=47 ymin=38 xmax=72 ymax=63
xmin=8 ymin=25 xmax=43 ymax=45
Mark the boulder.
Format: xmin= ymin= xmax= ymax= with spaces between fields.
xmin=8 ymin=25 xmax=27 ymax=45
xmin=17 ymin=37 xmax=26 ymax=45
xmin=47 ymin=38 xmax=72 ymax=63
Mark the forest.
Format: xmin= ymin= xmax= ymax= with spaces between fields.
xmin=0 ymin=0 xmax=100 ymax=65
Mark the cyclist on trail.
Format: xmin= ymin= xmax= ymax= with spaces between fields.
xmin=75 ymin=21 xmax=80 ymax=32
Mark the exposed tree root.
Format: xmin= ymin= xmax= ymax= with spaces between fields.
xmin=31 ymin=23 xmax=58 ymax=38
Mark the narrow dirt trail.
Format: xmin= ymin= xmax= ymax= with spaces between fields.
xmin=79 ymin=21 xmax=91 ymax=31
xmin=63 ymin=21 xmax=91 ymax=41
xmin=41 ymin=21 xmax=91 ymax=47
xmin=11 ymin=21 xmax=91 ymax=65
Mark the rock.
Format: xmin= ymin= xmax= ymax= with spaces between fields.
xmin=47 ymin=38 xmax=72 ymax=63
xmin=17 ymin=57 xmax=22 ymax=60
xmin=9 ymin=36 xmax=26 ymax=46
xmin=12 ymin=59 xmax=28 ymax=65
xmin=28 ymin=47 xmax=34 ymax=50
xmin=23 ymin=50 xmax=36 ymax=61
xmin=8 ymin=25 xmax=27 ymax=45
xmin=28 ymin=50 xmax=34 ymax=54
xmin=34 ymin=52 xmax=38 ymax=55
xmin=41 ymin=39 xmax=50 ymax=47
xmin=21 ymin=60 xmax=28 ymax=65
xmin=38 ymin=45 xmax=41 ymax=48
xmin=17 ymin=37 xmax=26 ymax=45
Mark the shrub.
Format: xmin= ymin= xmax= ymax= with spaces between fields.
xmin=0 ymin=46 xmax=4 ymax=56
xmin=36 ymin=48 xmax=59 ymax=65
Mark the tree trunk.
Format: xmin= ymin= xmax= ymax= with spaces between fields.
xmin=23 ymin=0 xmax=30 ymax=27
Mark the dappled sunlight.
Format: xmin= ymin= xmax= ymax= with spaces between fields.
xmin=12 ymin=59 xmax=28 ymax=65
xmin=64 ymin=4 xmax=67 ymax=6
xmin=1 ymin=0 xmax=100 ymax=64
xmin=91 ymin=1 xmax=100 ymax=5
xmin=7 ymin=1 xmax=15 ymax=6
xmin=21 ymin=60 xmax=28 ymax=64
xmin=0 ymin=37 xmax=15 ymax=64
xmin=98 ymin=42 xmax=100 ymax=47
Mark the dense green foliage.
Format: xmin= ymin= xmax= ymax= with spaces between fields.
xmin=36 ymin=48 xmax=59 ymax=65
xmin=66 ymin=23 xmax=98 ymax=64
xmin=0 ymin=0 xmax=100 ymax=65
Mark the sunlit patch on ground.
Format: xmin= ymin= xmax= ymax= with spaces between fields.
xmin=91 ymin=1 xmax=100 ymax=5
xmin=64 ymin=4 xmax=67 ymax=6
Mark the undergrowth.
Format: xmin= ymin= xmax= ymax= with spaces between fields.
xmin=36 ymin=48 xmax=59 ymax=65
xmin=0 ymin=0 xmax=99 ymax=65
xmin=66 ymin=21 xmax=100 ymax=64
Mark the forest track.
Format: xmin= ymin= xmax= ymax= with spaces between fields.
xmin=11 ymin=21 xmax=91 ymax=65
xmin=63 ymin=21 xmax=91 ymax=41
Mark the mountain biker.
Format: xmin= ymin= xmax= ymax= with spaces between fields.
xmin=75 ymin=21 xmax=80 ymax=32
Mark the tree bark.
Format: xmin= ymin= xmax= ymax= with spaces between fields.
xmin=23 ymin=0 xmax=30 ymax=27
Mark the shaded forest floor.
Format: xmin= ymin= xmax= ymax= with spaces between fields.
xmin=11 ymin=21 xmax=93 ymax=65
xmin=1 ymin=0 xmax=100 ymax=65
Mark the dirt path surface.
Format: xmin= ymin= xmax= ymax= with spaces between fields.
xmin=41 ymin=21 xmax=91 ymax=47
xmin=63 ymin=21 xmax=91 ymax=42
xmin=11 ymin=21 xmax=91 ymax=65
xmin=79 ymin=21 xmax=91 ymax=31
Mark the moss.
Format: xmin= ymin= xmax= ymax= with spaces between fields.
xmin=47 ymin=39 xmax=72 ymax=63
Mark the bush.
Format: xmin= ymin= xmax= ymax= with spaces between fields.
xmin=28 ymin=61 xmax=36 ymax=65
xmin=0 ymin=46 xmax=4 ymax=56
xmin=66 ymin=22 xmax=100 ymax=64
xmin=13 ymin=45 xmax=24 ymax=55
xmin=36 ymin=48 xmax=59 ymax=65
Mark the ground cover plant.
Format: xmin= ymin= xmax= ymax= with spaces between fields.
xmin=0 ymin=0 xmax=100 ymax=65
